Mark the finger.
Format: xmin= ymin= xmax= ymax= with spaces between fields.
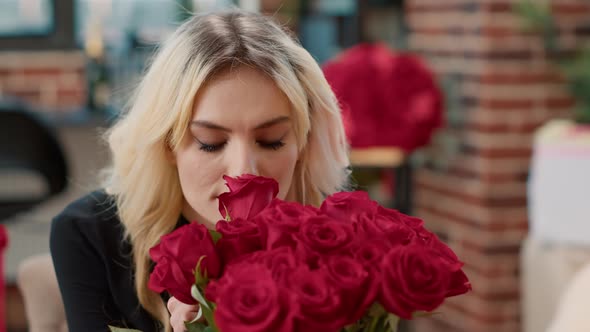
xmin=171 ymin=314 xmax=198 ymax=332
xmin=167 ymin=297 xmax=179 ymax=313
xmin=170 ymin=313 xmax=192 ymax=332
xmin=181 ymin=310 xmax=199 ymax=322
xmin=175 ymin=301 xmax=199 ymax=315
xmin=171 ymin=319 xmax=186 ymax=332
xmin=169 ymin=299 xmax=199 ymax=331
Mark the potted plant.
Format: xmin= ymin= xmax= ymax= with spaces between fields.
xmin=515 ymin=0 xmax=590 ymax=124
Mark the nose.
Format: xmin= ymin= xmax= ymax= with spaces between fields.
xmin=227 ymin=141 xmax=259 ymax=177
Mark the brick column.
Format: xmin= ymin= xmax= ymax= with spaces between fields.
xmin=405 ymin=1 xmax=589 ymax=331
xmin=0 ymin=51 xmax=86 ymax=112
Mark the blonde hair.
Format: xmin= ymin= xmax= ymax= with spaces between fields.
xmin=102 ymin=10 xmax=349 ymax=331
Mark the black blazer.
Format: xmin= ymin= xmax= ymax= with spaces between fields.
xmin=50 ymin=190 xmax=188 ymax=332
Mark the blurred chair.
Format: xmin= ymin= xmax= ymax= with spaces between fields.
xmin=0 ymin=107 xmax=69 ymax=220
xmin=17 ymin=253 xmax=67 ymax=332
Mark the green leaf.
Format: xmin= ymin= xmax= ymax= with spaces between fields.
xmin=343 ymin=321 xmax=362 ymax=332
xmin=367 ymin=314 xmax=381 ymax=332
xmin=108 ymin=326 xmax=142 ymax=332
xmin=200 ymin=303 xmax=217 ymax=330
xmin=513 ymin=0 xmax=551 ymax=30
xmin=185 ymin=321 xmax=209 ymax=332
xmin=194 ymin=256 xmax=209 ymax=287
xmin=191 ymin=285 xmax=210 ymax=310
xmin=513 ymin=0 xmax=558 ymax=53
xmin=209 ymin=230 xmax=222 ymax=244
xmin=222 ymin=204 xmax=231 ymax=221
xmin=367 ymin=303 xmax=386 ymax=318
xmin=385 ymin=314 xmax=400 ymax=332
xmin=189 ymin=305 xmax=203 ymax=323
xmin=190 ymin=285 xmax=220 ymax=332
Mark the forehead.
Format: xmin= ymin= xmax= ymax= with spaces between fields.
xmin=191 ymin=66 xmax=292 ymax=124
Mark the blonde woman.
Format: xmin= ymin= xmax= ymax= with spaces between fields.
xmin=50 ymin=10 xmax=349 ymax=332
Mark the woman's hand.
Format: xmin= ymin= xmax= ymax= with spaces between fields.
xmin=167 ymin=296 xmax=200 ymax=332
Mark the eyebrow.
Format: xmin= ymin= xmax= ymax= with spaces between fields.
xmin=190 ymin=116 xmax=290 ymax=132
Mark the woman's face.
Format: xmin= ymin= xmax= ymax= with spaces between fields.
xmin=173 ymin=66 xmax=299 ymax=228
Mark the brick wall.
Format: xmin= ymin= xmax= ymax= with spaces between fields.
xmin=0 ymin=51 xmax=86 ymax=112
xmin=405 ymin=1 xmax=589 ymax=331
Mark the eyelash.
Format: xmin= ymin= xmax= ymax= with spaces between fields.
xmin=259 ymin=140 xmax=286 ymax=150
xmin=198 ymin=141 xmax=226 ymax=153
xmin=195 ymin=139 xmax=285 ymax=153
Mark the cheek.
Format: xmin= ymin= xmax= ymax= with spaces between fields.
xmin=261 ymin=146 xmax=299 ymax=199
xmin=175 ymin=145 xmax=220 ymax=200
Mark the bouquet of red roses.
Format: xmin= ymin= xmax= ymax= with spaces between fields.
xmin=146 ymin=175 xmax=471 ymax=332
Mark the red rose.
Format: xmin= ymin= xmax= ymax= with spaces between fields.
xmin=148 ymin=223 xmax=220 ymax=304
xmin=352 ymin=207 xmax=424 ymax=250
xmin=376 ymin=206 xmax=424 ymax=230
xmin=206 ymin=263 xmax=296 ymax=332
xmin=297 ymin=216 xmax=355 ymax=261
xmin=288 ymin=265 xmax=344 ymax=332
xmin=354 ymin=240 xmax=390 ymax=281
xmin=256 ymin=200 xmax=318 ymax=250
xmin=215 ymin=218 xmax=262 ymax=264
xmin=355 ymin=213 xmax=415 ymax=246
xmin=355 ymin=241 xmax=387 ymax=267
xmin=148 ymin=257 xmax=195 ymax=304
xmin=381 ymin=220 xmax=471 ymax=300
xmin=324 ymin=255 xmax=376 ymax=325
xmin=218 ymin=174 xmax=279 ymax=220
xmin=234 ymin=247 xmax=300 ymax=285
xmin=446 ymin=266 xmax=471 ymax=298
xmin=379 ymin=242 xmax=469 ymax=319
xmin=320 ymin=191 xmax=379 ymax=223
xmin=414 ymin=227 xmax=460 ymax=263
xmin=261 ymin=248 xmax=299 ymax=284
xmin=412 ymin=228 xmax=471 ymax=297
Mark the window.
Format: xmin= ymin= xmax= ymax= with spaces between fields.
xmin=0 ymin=0 xmax=54 ymax=36
xmin=0 ymin=0 xmax=75 ymax=49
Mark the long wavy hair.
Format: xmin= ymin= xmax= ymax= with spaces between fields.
xmin=102 ymin=10 xmax=349 ymax=331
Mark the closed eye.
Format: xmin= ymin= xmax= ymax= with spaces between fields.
xmin=257 ymin=140 xmax=285 ymax=150
xmin=194 ymin=138 xmax=226 ymax=152
xmin=194 ymin=138 xmax=286 ymax=152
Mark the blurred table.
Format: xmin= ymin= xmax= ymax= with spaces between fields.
xmin=349 ymin=146 xmax=412 ymax=214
